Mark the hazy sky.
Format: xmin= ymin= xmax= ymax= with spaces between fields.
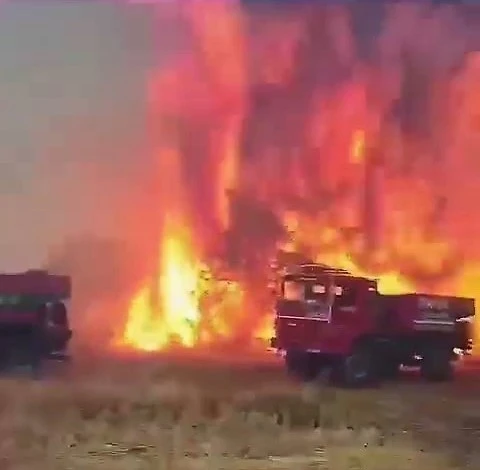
xmin=0 ymin=2 xmax=154 ymax=270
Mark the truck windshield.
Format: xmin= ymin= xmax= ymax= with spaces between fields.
xmin=283 ymin=280 xmax=341 ymax=301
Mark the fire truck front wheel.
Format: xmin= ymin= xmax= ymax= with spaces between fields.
xmin=334 ymin=346 xmax=378 ymax=388
xmin=284 ymin=350 xmax=318 ymax=382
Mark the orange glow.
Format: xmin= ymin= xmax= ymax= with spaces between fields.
xmin=117 ymin=2 xmax=480 ymax=353
xmin=350 ymin=130 xmax=366 ymax=164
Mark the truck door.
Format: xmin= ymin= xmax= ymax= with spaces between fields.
xmin=275 ymin=277 xmax=331 ymax=350
xmin=330 ymin=282 xmax=363 ymax=333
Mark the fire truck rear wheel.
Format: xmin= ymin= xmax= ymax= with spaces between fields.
xmin=420 ymin=346 xmax=453 ymax=382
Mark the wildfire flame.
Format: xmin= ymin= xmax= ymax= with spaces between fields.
xmin=118 ymin=1 xmax=480 ymax=353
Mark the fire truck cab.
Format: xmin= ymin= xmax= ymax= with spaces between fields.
xmin=270 ymin=263 xmax=474 ymax=387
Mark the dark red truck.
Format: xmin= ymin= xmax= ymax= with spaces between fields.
xmin=270 ymin=263 xmax=474 ymax=387
xmin=0 ymin=270 xmax=72 ymax=375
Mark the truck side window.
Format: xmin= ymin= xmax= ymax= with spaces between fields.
xmin=336 ymin=286 xmax=356 ymax=307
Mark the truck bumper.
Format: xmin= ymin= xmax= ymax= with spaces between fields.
xmin=453 ymin=339 xmax=473 ymax=359
xmin=464 ymin=338 xmax=473 ymax=355
xmin=267 ymin=337 xmax=286 ymax=357
xmin=47 ymin=351 xmax=71 ymax=361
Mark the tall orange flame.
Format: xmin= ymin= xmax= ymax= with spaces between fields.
xmin=118 ymin=1 xmax=480 ymax=353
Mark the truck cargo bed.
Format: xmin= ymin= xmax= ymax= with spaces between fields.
xmin=378 ymin=293 xmax=474 ymax=332
xmin=0 ymin=272 xmax=71 ymax=297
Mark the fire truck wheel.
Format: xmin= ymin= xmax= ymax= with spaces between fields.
xmin=420 ymin=346 xmax=453 ymax=382
xmin=336 ymin=346 xmax=377 ymax=388
xmin=285 ymin=350 xmax=317 ymax=382
xmin=377 ymin=357 xmax=401 ymax=380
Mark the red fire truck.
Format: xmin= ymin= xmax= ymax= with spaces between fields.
xmin=270 ymin=263 xmax=474 ymax=387
xmin=0 ymin=270 xmax=72 ymax=376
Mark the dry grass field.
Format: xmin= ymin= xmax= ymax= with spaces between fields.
xmin=0 ymin=352 xmax=479 ymax=470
